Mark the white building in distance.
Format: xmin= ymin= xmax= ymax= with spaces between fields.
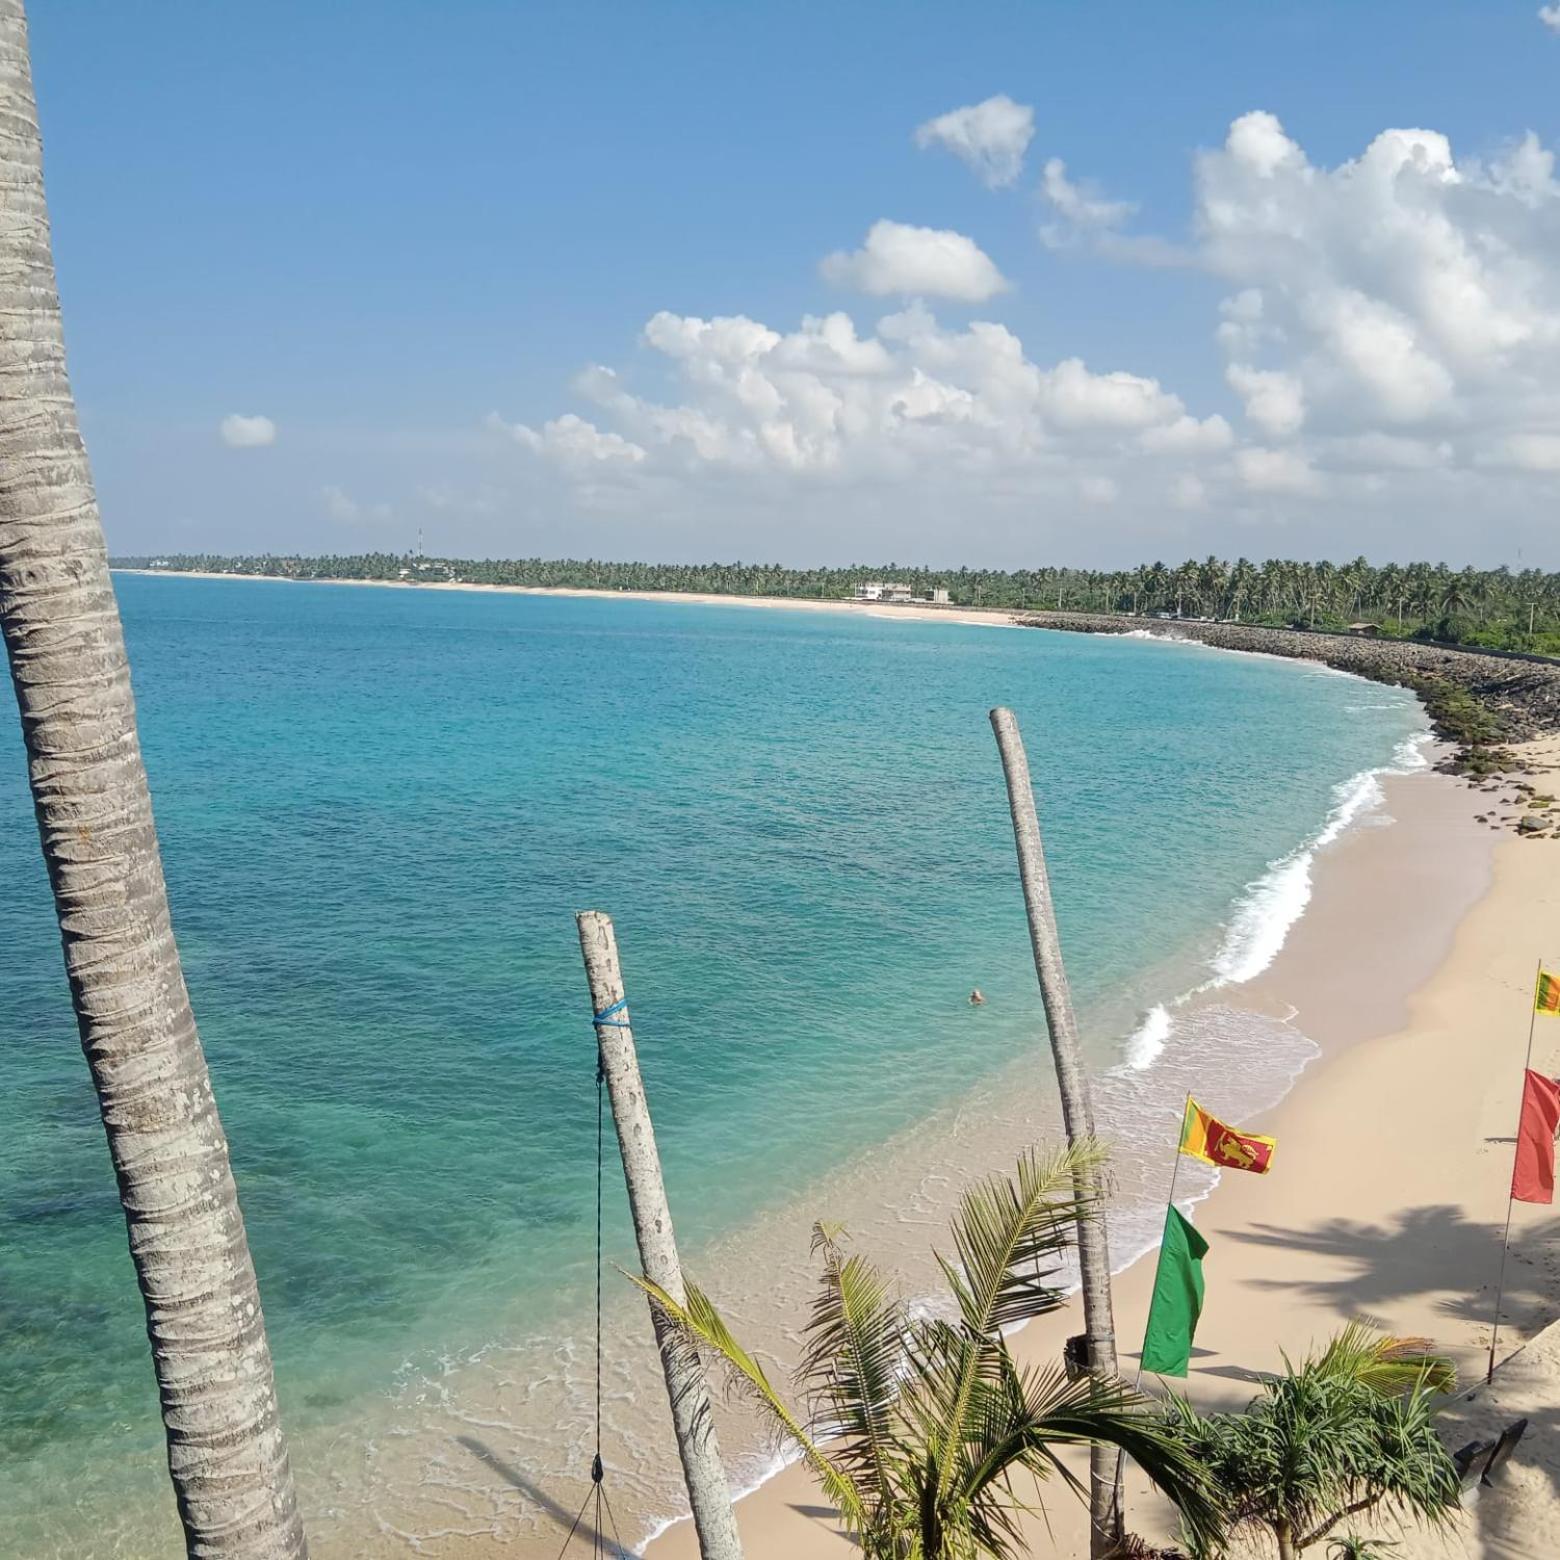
xmin=852 ymin=582 xmax=951 ymax=605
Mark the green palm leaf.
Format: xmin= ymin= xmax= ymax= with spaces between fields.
xmin=928 ymin=1144 xmax=1102 ymax=1513
xmin=796 ymin=1225 xmax=908 ymax=1511
xmin=1311 ymin=1320 xmax=1456 ymax=1398
xmin=943 ymin=1144 xmax=1101 ymax=1338
xmin=1163 ymin=1325 xmax=1461 ymax=1558
xmin=627 ymin=1271 xmax=871 ymax=1531
xmin=959 ymin=1361 xmax=1223 ymax=1553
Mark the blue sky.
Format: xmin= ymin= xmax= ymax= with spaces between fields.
xmin=31 ymin=1 xmax=1560 ymax=566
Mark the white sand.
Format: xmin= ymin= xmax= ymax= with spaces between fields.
xmin=113 ymin=570 xmax=1024 ymax=629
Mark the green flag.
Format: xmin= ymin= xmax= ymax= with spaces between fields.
xmin=1140 ymin=1206 xmax=1209 ymax=1377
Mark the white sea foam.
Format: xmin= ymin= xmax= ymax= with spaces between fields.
xmin=1209 ymin=851 xmax=1318 ymax=986
xmin=1106 ymin=727 xmax=1433 ymax=1081
xmin=1205 ymin=737 xmax=1429 ymax=990
xmin=1122 ymin=1003 xmax=1173 ymax=1071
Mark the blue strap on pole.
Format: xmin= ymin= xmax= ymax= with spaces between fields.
xmin=592 ymin=999 xmax=630 ymax=1028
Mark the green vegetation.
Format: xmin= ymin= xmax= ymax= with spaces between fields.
xmin=1399 ymin=679 xmax=1516 ymax=775
xmin=112 ymin=552 xmax=1560 ymax=658
xmin=1162 ymin=1324 xmax=1460 ymax=1560
xmin=636 ymin=1144 xmax=1222 ymax=1560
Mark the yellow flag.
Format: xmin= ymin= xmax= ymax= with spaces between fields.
xmin=1179 ymin=1097 xmax=1276 ymax=1174
xmin=1537 ymin=969 xmax=1560 ymax=1017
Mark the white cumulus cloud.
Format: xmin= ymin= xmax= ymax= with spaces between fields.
xmin=1540 ymin=5 xmax=1560 ymax=34
xmin=1196 ymin=111 xmax=1560 ymax=444
xmin=517 ymin=302 xmax=1225 ymax=517
xmin=1234 ymin=446 xmax=1319 ymax=494
xmin=1037 ymin=357 xmax=1186 ymax=430
xmin=492 ymin=411 xmax=647 ymax=467
xmin=1171 ymin=472 xmax=1208 ymax=510
xmin=1225 ymin=364 xmax=1306 ymax=438
xmin=1039 ymin=157 xmax=1136 ymax=245
xmin=501 ymin=107 xmax=1560 ymax=557
xmin=914 ymin=94 xmax=1034 ymax=188
xmin=820 ymin=220 xmax=1010 ymax=303
xmin=220 ymin=413 xmax=276 ymax=448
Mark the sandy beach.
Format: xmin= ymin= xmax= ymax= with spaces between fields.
xmin=647 ymin=744 xmax=1560 ymax=1560
xmin=113 ymin=569 xmax=1025 ymax=629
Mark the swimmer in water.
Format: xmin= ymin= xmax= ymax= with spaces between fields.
xmin=969 ymin=988 xmax=986 ymax=1006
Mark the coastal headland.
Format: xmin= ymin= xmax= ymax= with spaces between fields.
xmin=1013 ymin=609 xmax=1560 ymax=747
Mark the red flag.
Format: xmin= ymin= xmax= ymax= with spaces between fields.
xmin=1512 ymin=1070 xmax=1560 ymax=1205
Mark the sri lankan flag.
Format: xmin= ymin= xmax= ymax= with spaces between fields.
xmin=1180 ymin=1097 xmax=1276 ymax=1175
xmin=1536 ymin=968 xmax=1560 ymax=1017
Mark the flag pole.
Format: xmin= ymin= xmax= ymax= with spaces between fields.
xmin=1488 ymin=960 xmax=1542 ymax=1384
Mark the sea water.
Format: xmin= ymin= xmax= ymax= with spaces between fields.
xmin=0 ymin=577 xmax=1426 ymax=1555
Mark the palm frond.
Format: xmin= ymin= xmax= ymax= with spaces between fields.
xmin=958 ymin=1361 xmax=1224 ymax=1554
xmin=1312 ymin=1321 xmax=1457 ymax=1397
xmin=627 ymin=1271 xmax=870 ymax=1530
xmin=796 ymin=1230 xmax=908 ymax=1508
xmin=944 ymin=1142 xmax=1104 ymax=1338
xmin=922 ymin=1143 xmax=1102 ymax=1515
xmin=1162 ymin=1332 xmax=1461 ymax=1557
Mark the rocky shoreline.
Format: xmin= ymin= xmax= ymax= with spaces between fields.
xmin=1015 ymin=612 xmax=1560 ymax=742
xmin=1015 ymin=612 xmax=1560 ymax=839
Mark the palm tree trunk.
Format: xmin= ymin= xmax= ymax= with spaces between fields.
xmin=0 ymin=8 xmax=306 ymax=1554
xmin=988 ymin=708 xmax=1121 ymax=1556
xmin=575 ymin=911 xmax=744 ymax=1560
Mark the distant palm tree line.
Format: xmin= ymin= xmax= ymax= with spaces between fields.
xmin=114 ymin=552 xmax=1560 ymax=656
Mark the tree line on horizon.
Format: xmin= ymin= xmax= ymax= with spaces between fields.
xmin=115 ymin=550 xmax=1560 ymax=656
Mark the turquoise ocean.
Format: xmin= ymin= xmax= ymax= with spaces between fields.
xmin=0 ymin=576 xmax=1427 ymax=1556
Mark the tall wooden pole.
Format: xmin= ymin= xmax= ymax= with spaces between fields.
xmin=1488 ymin=960 xmax=1543 ymax=1384
xmin=575 ymin=911 xmax=744 ymax=1560
xmin=989 ymin=707 xmax=1122 ymax=1557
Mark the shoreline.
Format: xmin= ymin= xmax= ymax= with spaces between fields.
xmin=1016 ymin=609 xmax=1560 ymax=748
xmin=647 ymin=741 xmax=1560 ymax=1560
xmin=110 ymin=568 xmax=1026 ymax=630
xmin=113 ymin=571 xmax=1560 ymax=747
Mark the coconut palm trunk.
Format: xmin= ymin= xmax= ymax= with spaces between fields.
xmin=576 ymin=911 xmax=744 ymax=1560
xmin=988 ymin=707 xmax=1121 ymax=1556
xmin=0 ymin=7 xmax=306 ymax=1555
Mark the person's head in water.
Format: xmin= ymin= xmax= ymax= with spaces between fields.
xmin=969 ymin=988 xmax=985 ymax=1006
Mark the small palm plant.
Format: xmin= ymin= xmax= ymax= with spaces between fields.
xmin=1325 ymin=1536 xmax=1399 ymax=1560
xmin=1163 ymin=1323 xmax=1460 ymax=1560
xmin=636 ymin=1144 xmax=1222 ymax=1559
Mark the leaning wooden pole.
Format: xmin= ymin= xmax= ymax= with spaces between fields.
xmin=989 ymin=708 xmax=1122 ymax=1557
xmin=575 ymin=912 xmax=744 ymax=1560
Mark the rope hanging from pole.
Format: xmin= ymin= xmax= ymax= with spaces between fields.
xmin=554 ymin=1048 xmax=626 ymax=1558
